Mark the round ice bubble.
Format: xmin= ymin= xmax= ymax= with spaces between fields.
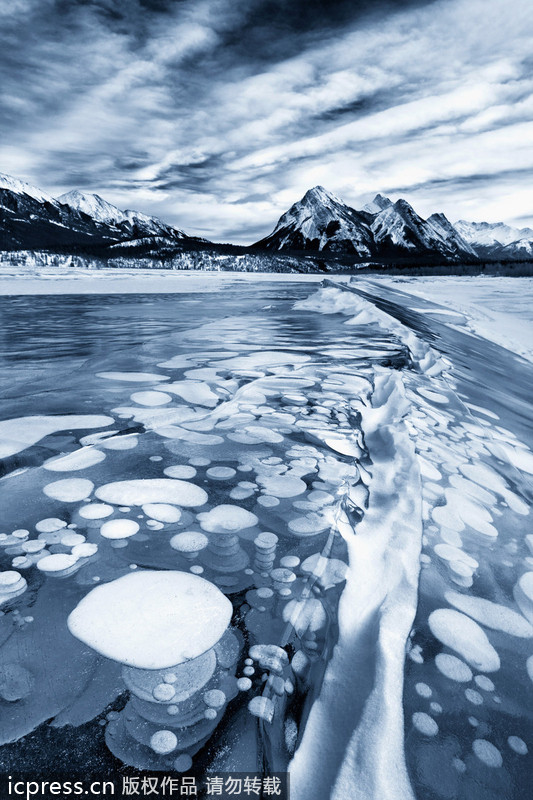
xmin=100 ymin=519 xmax=139 ymax=540
xmin=412 ymin=712 xmax=438 ymax=737
xmin=150 ymin=730 xmax=177 ymax=755
xmin=472 ymin=739 xmax=502 ymax=768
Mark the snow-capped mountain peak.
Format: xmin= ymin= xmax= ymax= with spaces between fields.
xmin=0 ymin=172 xmax=55 ymax=204
xmin=255 ymin=185 xmax=374 ymax=256
xmin=454 ymin=219 xmax=533 ymax=247
xmin=57 ymin=190 xmax=128 ymax=226
xmin=362 ymin=194 xmax=393 ymax=215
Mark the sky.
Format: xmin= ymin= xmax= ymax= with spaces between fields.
xmin=1 ymin=0 xmax=532 ymax=244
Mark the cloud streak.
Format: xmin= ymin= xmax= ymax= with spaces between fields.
xmin=0 ymin=0 xmax=532 ymax=242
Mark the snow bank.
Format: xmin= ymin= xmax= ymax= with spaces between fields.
xmin=290 ymin=370 xmax=422 ymax=800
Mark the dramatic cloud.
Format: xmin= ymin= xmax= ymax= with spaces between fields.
xmin=0 ymin=0 xmax=532 ymax=242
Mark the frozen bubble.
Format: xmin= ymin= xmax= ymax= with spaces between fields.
xmin=430 ymin=702 xmax=442 ymax=714
xmin=283 ymin=598 xmax=325 ymax=636
xmin=301 ymin=553 xmax=347 ymax=588
xmin=435 ymin=653 xmax=473 ymax=683
xmin=415 ymin=683 xmax=432 ymax=698
xmin=37 ymin=554 xmax=78 ymax=574
xmin=72 ymin=543 xmax=98 ymax=559
xmin=99 ymin=435 xmax=138 ymax=451
xmin=230 ymin=487 xmax=254 ymax=500
xmin=258 ymin=475 xmax=306 ymax=498
xmin=465 ymin=688 xmax=483 ymax=705
xmin=475 ymin=675 xmax=495 ymax=692
xmin=237 ymin=677 xmax=252 ymax=691
xmin=507 ymin=736 xmax=528 ymax=755
xmin=243 ymin=666 xmax=255 ymax=677
xmin=43 ymin=448 xmax=106 ymax=472
xmin=100 ymin=519 xmax=139 ymax=540
xmin=97 ymin=372 xmax=170 ymax=382
xmin=0 ymin=414 xmax=113 ymax=459
xmin=21 ymin=540 xmax=46 ymax=554
xmin=79 ymin=503 xmax=114 ymax=520
xmin=130 ymin=391 xmax=172 ymax=406
xmin=12 ymin=529 xmax=29 ymax=539
xmin=0 ymin=571 xmax=24 ymax=588
xmin=280 ymin=555 xmax=300 ymax=569
xmin=204 ymin=689 xmax=226 ymax=708
xmin=204 ymin=708 xmax=217 ymax=720
xmin=472 ymin=739 xmax=502 ymax=768
xmin=153 ymin=683 xmax=176 ymax=702
xmin=164 ymin=380 xmax=219 ymax=407
xmin=35 ymin=518 xmax=67 ymax=533
xmin=468 ymin=716 xmax=479 ymax=727
xmin=513 ymin=572 xmax=533 ymax=626
xmin=257 ymin=495 xmax=280 ymax=507
xmin=174 ymin=754 xmax=193 ymax=773
xmin=288 ymin=513 xmax=330 ymax=536
xmin=170 ymin=532 xmax=208 ymax=555
xmin=190 ymin=457 xmax=211 ymax=467
xmin=142 ymin=504 xmax=181 ymax=523
xmin=61 ymin=532 xmax=86 ymax=547
xmin=453 ymin=758 xmax=466 ymax=773
xmin=412 ymin=712 xmax=438 ymax=737
xmin=198 ymin=505 xmax=258 ymax=533
xmin=150 ymin=730 xmax=177 ymax=755
xmin=190 ymin=565 xmax=204 ymax=574
xmin=68 ymin=570 xmax=232 ymax=669
xmin=428 ymin=609 xmax=500 ymax=672
xmin=95 ymin=478 xmax=208 ymax=508
xmin=206 ymin=467 xmax=237 ymax=480
xmin=44 ymin=478 xmax=94 ymax=502
xmin=164 ymin=465 xmax=197 ymax=479
xmin=248 ymin=696 xmax=274 ymax=723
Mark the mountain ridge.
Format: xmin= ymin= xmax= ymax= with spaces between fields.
xmin=0 ymin=171 xmax=531 ymax=264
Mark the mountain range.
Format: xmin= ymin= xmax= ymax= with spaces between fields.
xmin=1 ymin=172 xmax=532 ymax=264
xmin=254 ymin=186 xmax=532 ymax=262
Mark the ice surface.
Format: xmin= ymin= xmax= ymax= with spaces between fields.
xmin=1 ymin=277 xmax=532 ymax=797
xmin=68 ymin=571 xmax=232 ymax=669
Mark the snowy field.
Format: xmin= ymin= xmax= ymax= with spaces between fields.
xmin=0 ymin=266 xmax=324 ymax=294
xmin=374 ymin=275 xmax=533 ymax=363
xmin=0 ymin=274 xmax=531 ymax=800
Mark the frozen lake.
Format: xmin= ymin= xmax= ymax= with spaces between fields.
xmin=0 ymin=277 xmax=531 ymax=800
